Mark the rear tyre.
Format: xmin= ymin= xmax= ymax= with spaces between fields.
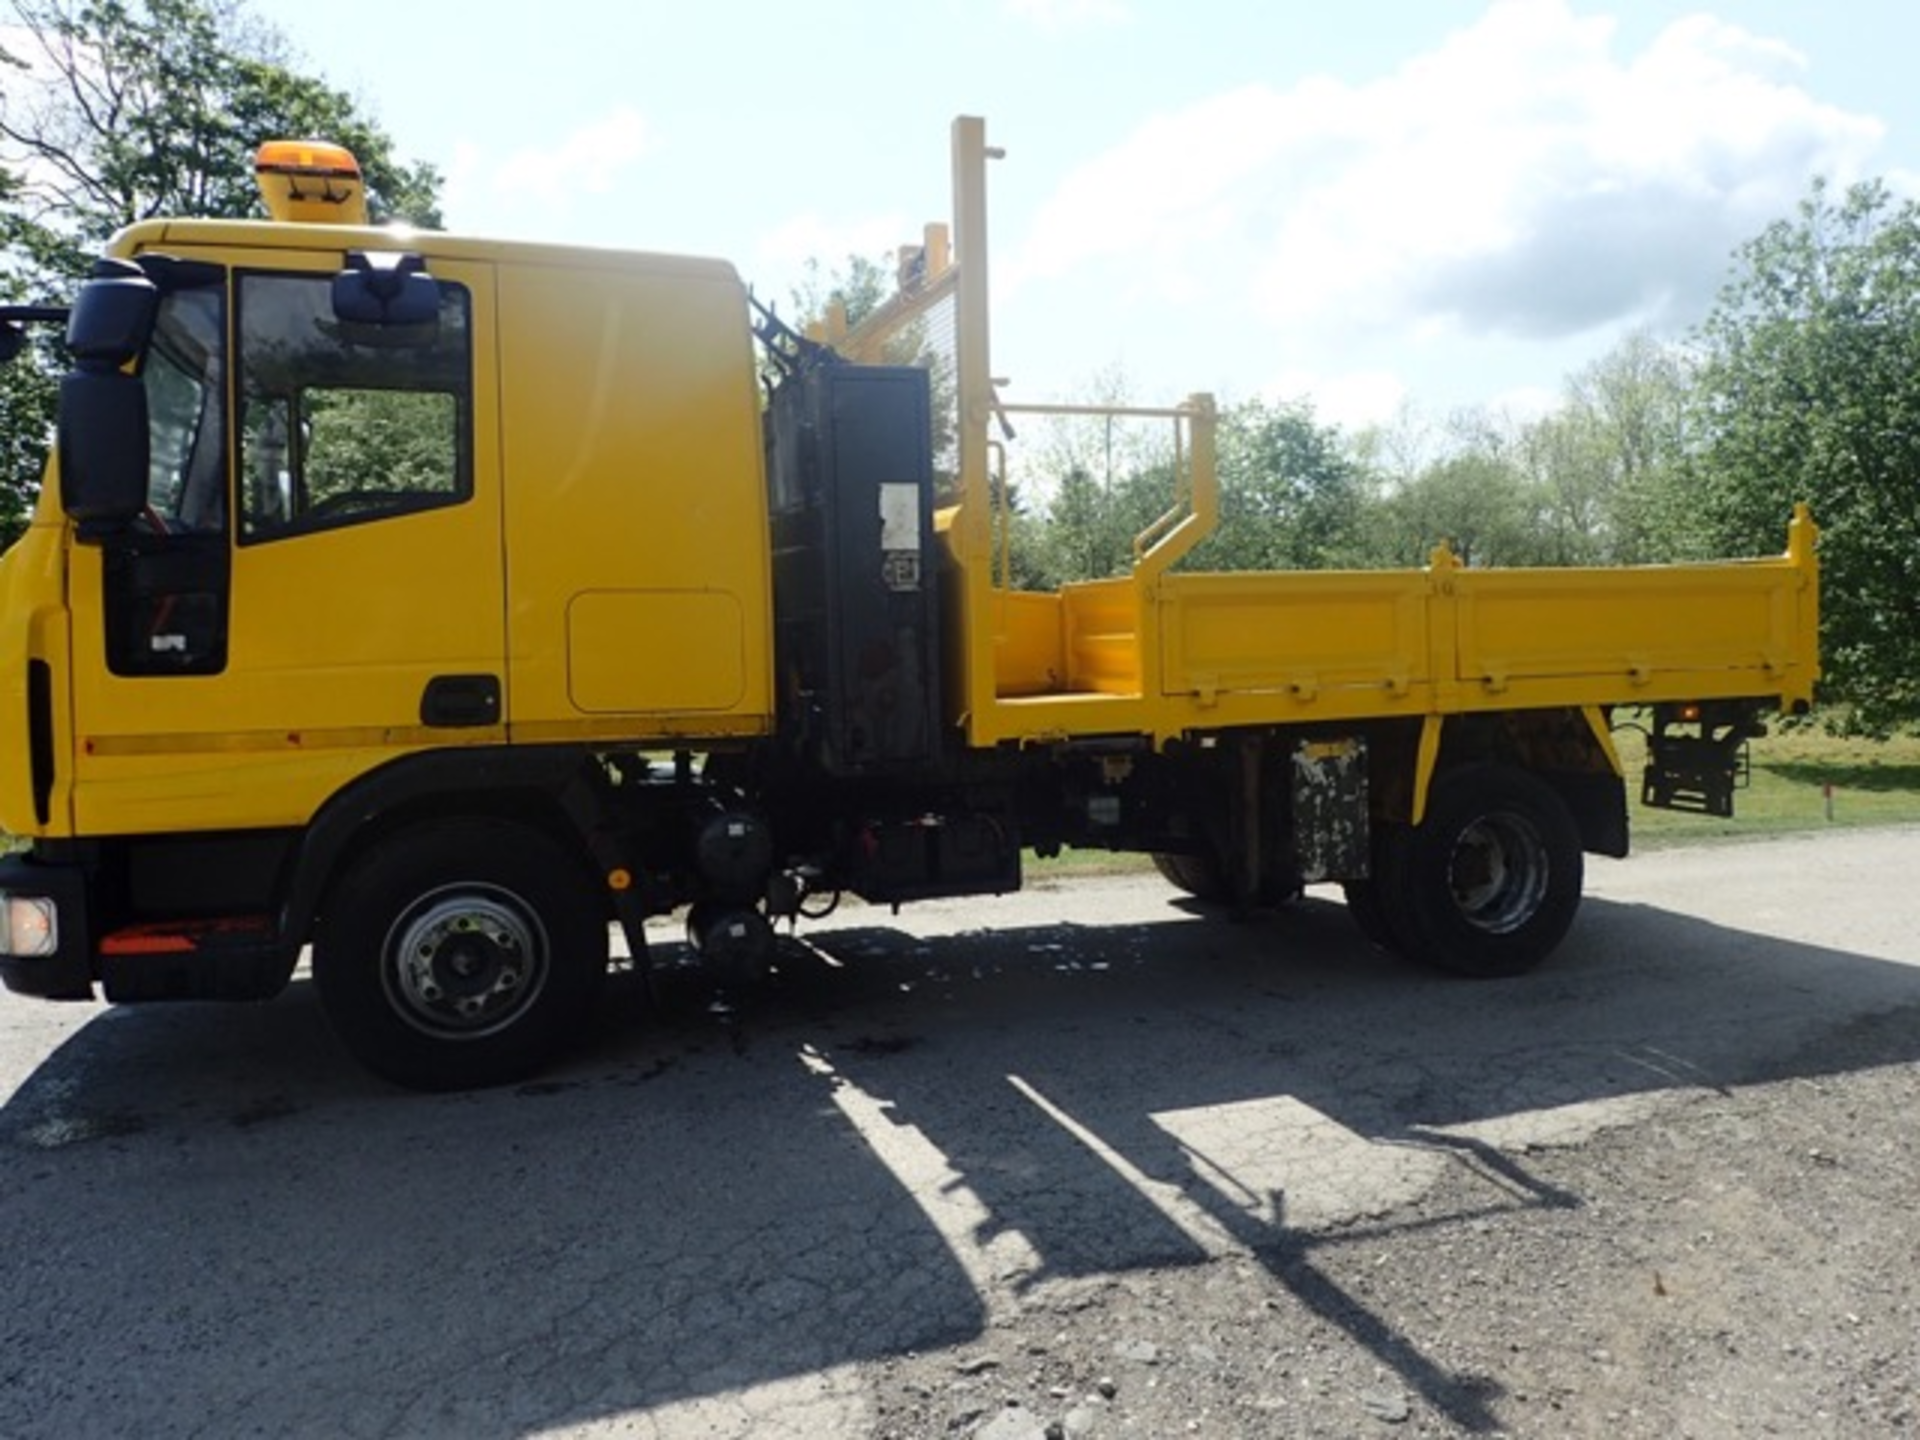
xmin=1152 ymin=850 xmax=1231 ymax=902
xmin=1343 ymin=820 xmax=1412 ymax=952
xmin=1153 ymin=849 xmax=1302 ymax=908
xmin=314 ymin=819 xmax=609 ymax=1090
xmin=1395 ymin=764 xmax=1583 ymax=978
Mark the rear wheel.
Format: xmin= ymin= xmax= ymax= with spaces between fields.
xmin=314 ymin=819 xmax=608 ymax=1090
xmin=1152 ymin=850 xmax=1230 ymax=901
xmin=1152 ymin=848 xmax=1302 ymax=907
xmin=1393 ymin=764 xmax=1583 ymax=977
xmin=1343 ymin=815 xmax=1412 ymax=952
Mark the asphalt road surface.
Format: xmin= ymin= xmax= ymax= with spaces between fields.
xmin=1 ymin=826 xmax=1916 ymax=1437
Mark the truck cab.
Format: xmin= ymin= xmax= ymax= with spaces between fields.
xmin=1 ymin=142 xmax=777 ymax=1009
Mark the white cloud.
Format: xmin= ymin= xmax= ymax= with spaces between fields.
xmin=748 ymin=210 xmax=917 ymax=309
xmin=1003 ymin=0 xmax=1130 ymax=33
xmin=1263 ymin=367 xmax=1409 ymax=432
xmin=1007 ymin=0 xmax=1885 ymax=353
xmin=753 ymin=211 xmax=914 ymax=273
xmin=444 ymin=107 xmax=652 ymax=234
xmin=1483 ymin=383 xmax=1563 ymax=425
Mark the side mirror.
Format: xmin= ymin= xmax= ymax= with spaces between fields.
xmin=0 ymin=304 xmax=77 ymax=369
xmin=332 ymin=250 xmax=440 ymax=329
xmin=58 ymin=367 xmax=150 ymax=528
xmin=66 ymin=258 xmax=159 ymax=368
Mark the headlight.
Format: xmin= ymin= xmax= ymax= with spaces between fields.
xmin=0 ymin=894 xmax=59 ymax=957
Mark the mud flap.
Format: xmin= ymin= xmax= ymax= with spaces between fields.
xmin=1291 ymin=737 xmax=1369 ymax=882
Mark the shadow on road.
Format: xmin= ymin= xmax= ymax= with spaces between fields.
xmin=2 ymin=887 xmax=1916 ymax=1435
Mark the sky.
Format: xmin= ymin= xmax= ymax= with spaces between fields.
xmin=239 ymin=0 xmax=1920 ymax=432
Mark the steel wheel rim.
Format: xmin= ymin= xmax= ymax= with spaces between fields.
xmin=381 ymin=884 xmax=551 ymax=1039
xmin=1447 ymin=813 xmax=1550 ymax=935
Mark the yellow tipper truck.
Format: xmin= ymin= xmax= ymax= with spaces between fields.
xmin=0 ymin=120 xmax=1818 ymax=1088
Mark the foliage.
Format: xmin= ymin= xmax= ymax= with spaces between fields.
xmin=0 ymin=0 xmax=440 ymax=248
xmin=1520 ymin=330 xmax=1699 ymax=565
xmin=0 ymin=0 xmax=442 ymax=547
xmin=1 ymin=159 xmax=57 ymax=548
xmin=0 ymin=331 xmax=54 ymax=543
xmin=303 ymin=391 xmax=458 ymax=503
xmin=786 ymin=252 xmax=894 ymax=333
xmin=1005 ymin=392 xmax=1367 ymax=587
xmin=1017 ymin=462 xmax=1169 ymax=585
xmin=1373 ymin=442 xmax=1536 ymax=568
xmin=1690 ymin=178 xmax=1920 ymax=733
xmin=1190 ymin=397 xmax=1370 ymax=571
xmin=1346 ymin=333 xmax=1698 ymax=573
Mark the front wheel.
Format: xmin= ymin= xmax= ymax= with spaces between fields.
xmin=314 ymin=819 xmax=609 ymax=1090
xmin=1393 ymin=764 xmax=1584 ymax=978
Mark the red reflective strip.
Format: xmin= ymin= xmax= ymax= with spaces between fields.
xmin=99 ymin=916 xmax=274 ymax=956
xmin=100 ymin=929 xmax=196 ymax=956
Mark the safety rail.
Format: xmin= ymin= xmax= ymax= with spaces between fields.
xmin=992 ymin=398 xmax=1218 ymax=584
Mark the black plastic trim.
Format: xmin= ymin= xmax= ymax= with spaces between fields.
xmin=27 ymin=659 xmax=53 ymax=826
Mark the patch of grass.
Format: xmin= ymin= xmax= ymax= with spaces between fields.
xmin=1025 ymin=846 xmax=1155 ymax=880
xmin=1618 ymin=722 xmax=1920 ymax=848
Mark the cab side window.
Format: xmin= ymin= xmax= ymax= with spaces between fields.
xmin=142 ymin=286 xmax=228 ymax=535
xmin=237 ymin=272 xmax=472 ymax=541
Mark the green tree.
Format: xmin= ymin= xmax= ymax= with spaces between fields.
xmin=1346 ymin=407 xmax=1535 ymax=568
xmin=1034 ymin=465 xmax=1125 ymax=582
xmin=0 ymin=329 xmax=54 ymax=540
xmin=0 ymin=0 xmax=439 ymax=253
xmin=1518 ymin=329 xmax=1698 ymax=567
xmin=1375 ymin=420 xmax=1537 ymax=570
xmin=1691 ymin=177 xmax=1920 ymax=732
xmin=1191 ymin=397 xmax=1368 ymax=571
xmin=787 ymin=252 xmax=893 ymax=334
xmin=1569 ymin=329 xmax=1699 ymax=563
xmin=1 ymin=160 xmax=62 ymax=542
xmin=0 ymin=0 xmax=442 ymax=547
xmin=1513 ymin=405 xmax=1612 ymax=566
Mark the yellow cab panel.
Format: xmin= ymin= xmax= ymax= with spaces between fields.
xmin=492 ymin=250 xmax=774 ymax=743
xmin=63 ymin=233 xmax=509 ymax=835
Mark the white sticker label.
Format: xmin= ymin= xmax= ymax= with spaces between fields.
xmin=879 ymin=483 xmax=920 ymax=551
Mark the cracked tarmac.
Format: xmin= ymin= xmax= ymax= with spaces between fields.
xmin=1 ymin=826 xmax=1916 ymax=1437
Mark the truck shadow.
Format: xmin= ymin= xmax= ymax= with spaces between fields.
xmin=1 ymin=889 xmax=1917 ymax=1436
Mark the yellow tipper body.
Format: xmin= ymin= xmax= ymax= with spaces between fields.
xmin=844 ymin=118 xmax=1817 ymax=756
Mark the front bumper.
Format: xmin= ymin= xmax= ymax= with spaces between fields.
xmin=0 ymin=853 xmax=96 ymax=1000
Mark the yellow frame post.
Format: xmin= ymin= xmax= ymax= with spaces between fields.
xmin=952 ymin=115 xmax=999 ymax=743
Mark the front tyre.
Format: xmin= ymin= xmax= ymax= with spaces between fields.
xmin=315 ymin=820 xmax=609 ymax=1090
xmin=1396 ymin=764 xmax=1583 ymax=978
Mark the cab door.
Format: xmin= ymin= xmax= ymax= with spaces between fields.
xmin=68 ymin=252 xmax=505 ymax=836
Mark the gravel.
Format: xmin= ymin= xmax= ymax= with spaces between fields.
xmin=862 ymin=1005 xmax=1920 ymax=1438
xmin=2 ymin=829 xmax=1915 ymax=1439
